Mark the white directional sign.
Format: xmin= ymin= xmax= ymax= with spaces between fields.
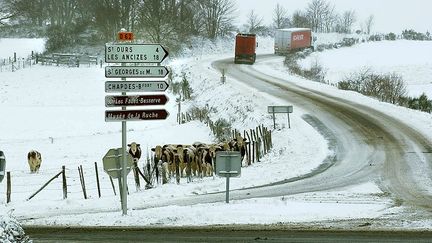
xmin=268 ymin=105 xmax=293 ymax=113
xmin=105 ymin=81 xmax=169 ymax=93
xmin=105 ymin=44 xmax=168 ymax=63
xmin=105 ymin=66 xmax=169 ymax=78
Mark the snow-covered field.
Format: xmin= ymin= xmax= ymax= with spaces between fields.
xmin=1 ymin=36 xmax=432 ymax=238
xmin=0 ymin=38 xmax=45 ymax=58
xmin=299 ymin=40 xmax=432 ymax=98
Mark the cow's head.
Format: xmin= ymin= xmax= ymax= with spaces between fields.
xmin=128 ymin=142 xmax=140 ymax=154
xmin=151 ymin=145 xmax=163 ymax=160
xmin=233 ymin=134 xmax=248 ymax=149
xmin=208 ymin=144 xmax=222 ymax=158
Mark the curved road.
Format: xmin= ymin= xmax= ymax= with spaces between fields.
xmin=210 ymin=55 xmax=432 ymax=209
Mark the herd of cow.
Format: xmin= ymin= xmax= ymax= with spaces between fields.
xmin=150 ymin=134 xmax=248 ymax=182
xmin=129 ymin=134 xmax=248 ymax=183
xmin=25 ymin=134 xmax=248 ymax=184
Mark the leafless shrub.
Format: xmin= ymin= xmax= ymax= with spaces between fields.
xmin=338 ymin=68 xmax=406 ymax=105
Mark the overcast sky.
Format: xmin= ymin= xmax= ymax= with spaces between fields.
xmin=234 ymin=0 xmax=432 ymax=33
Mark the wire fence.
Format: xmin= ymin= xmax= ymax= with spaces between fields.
xmin=0 ymin=52 xmax=36 ymax=72
xmin=0 ymin=162 xmax=128 ymax=203
xmin=0 ymin=51 xmax=101 ymax=73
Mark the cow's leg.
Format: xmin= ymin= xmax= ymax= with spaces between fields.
xmin=161 ymin=162 xmax=169 ymax=184
xmin=211 ymin=158 xmax=215 ymax=177
xmin=191 ymin=160 xmax=197 ymax=177
xmin=168 ymin=163 xmax=175 ymax=180
xmin=206 ymin=164 xmax=210 ymax=177
xmin=28 ymin=160 xmax=36 ymax=173
xmin=197 ymin=160 xmax=202 ymax=178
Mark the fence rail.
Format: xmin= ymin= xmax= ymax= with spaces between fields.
xmin=36 ymin=53 xmax=98 ymax=67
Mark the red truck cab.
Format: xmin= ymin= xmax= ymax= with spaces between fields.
xmin=234 ymin=33 xmax=257 ymax=64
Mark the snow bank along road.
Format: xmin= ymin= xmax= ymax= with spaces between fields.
xmin=208 ymin=55 xmax=432 ymax=210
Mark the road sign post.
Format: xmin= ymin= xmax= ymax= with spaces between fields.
xmin=215 ymin=151 xmax=242 ymax=203
xmin=103 ymin=148 xmax=133 ymax=212
xmin=268 ymin=105 xmax=293 ymax=129
xmin=104 ymin=30 xmax=169 ymax=216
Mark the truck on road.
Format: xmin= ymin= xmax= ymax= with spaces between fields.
xmin=274 ymin=28 xmax=312 ymax=55
xmin=234 ymin=33 xmax=257 ymax=64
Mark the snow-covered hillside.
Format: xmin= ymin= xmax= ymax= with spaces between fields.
xmin=299 ymin=40 xmax=432 ymax=98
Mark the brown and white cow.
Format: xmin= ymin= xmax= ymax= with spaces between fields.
xmin=232 ymin=134 xmax=249 ymax=163
xmin=176 ymin=144 xmax=198 ymax=182
xmin=151 ymin=144 xmax=175 ymax=183
xmin=128 ymin=142 xmax=142 ymax=163
xmin=27 ymin=150 xmax=42 ymax=173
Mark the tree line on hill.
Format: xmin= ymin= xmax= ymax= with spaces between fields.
xmin=0 ymin=0 xmax=373 ymax=52
xmin=0 ymin=0 xmax=238 ymax=51
xmin=0 ymin=0 xmax=430 ymax=53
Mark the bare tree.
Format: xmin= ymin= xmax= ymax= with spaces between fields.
xmin=137 ymin=0 xmax=177 ymax=43
xmin=339 ymin=10 xmax=356 ymax=33
xmin=45 ymin=0 xmax=79 ymax=26
xmin=273 ymin=3 xmax=289 ymax=29
xmin=246 ymin=10 xmax=263 ymax=33
xmin=200 ymin=0 xmax=236 ymax=39
xmin=0 ymin=0 xmax=15 ymax=25
xmin=322 ymin=4 xmax=337 ymax=32
xmin=365 ymin=14 xmax=374 ymax=34
xmin=291 ymin=10 xmax=309 ymax=28
xmin=4 ymin=0 xmax=47 ymax=26
xmin=306 ymin=0 xmax=332 ymax=32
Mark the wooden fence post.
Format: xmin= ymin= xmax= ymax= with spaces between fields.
xmin=253 ymin=129 xmax=259 ymax=162
xmin=250 ymin=129 xmax=255 ymax=163
xmin=95 ymin=162 xmax=101 ymax=198
xmin=259 ymin=125 xmax=266 ymax=155
xmin=27 ymin=170 xmax=63 ymax=201
xmin=270 ymin=130 xmax=273 ymax=149
xmin=62 ymin=166 xmax=67 ymax=199
xmin=255 ymin=127 xmax=260 ymax=162
xmin=136 ymin=166 xmax=151 ymax=185
xmin=263 ymin=126 xmax=269 ymax=154
xmin=6 ymin=172 xmax=11 ymax=203
xmin=245 ymin=131 xmax=251 ymax=166
xmin=109 ymin=176 xmax=117 ymax=195
xmin=78 ymin=165 xmax=87 ymax=199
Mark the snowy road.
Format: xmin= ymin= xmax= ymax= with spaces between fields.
xmin=120 ymin=54 xmax=432 ymax=213
xmin=211 ymin=55 xmax=432 ymax=209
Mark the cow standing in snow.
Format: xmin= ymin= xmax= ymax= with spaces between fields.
xmin=128 ymin=142 xmax=142 ymax=162
xmin=151 ymin=145 xmax=172 ymax=184
xmin=27 ymin=150 xmax=42 ymax=173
